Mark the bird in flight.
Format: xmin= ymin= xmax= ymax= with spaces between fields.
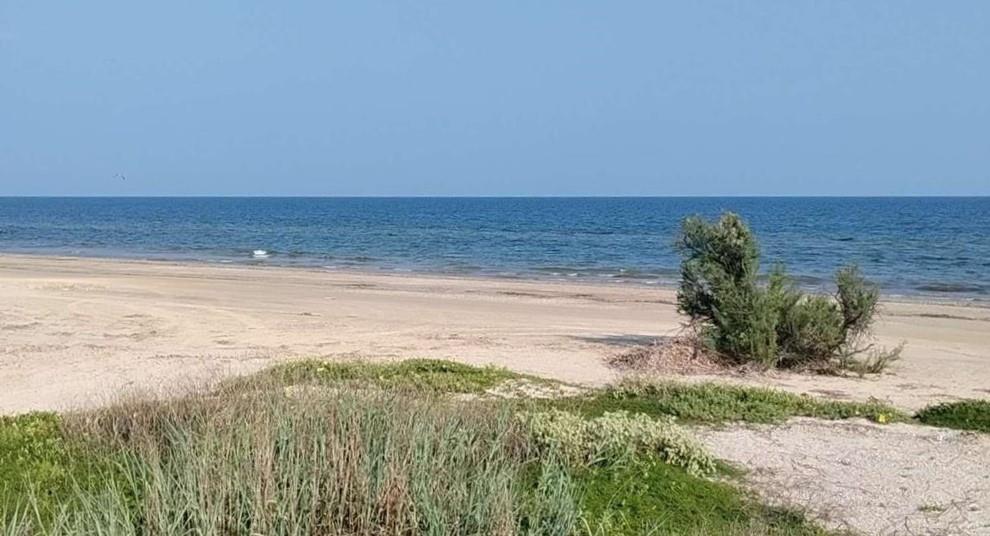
xmin=116 ymin=173 xmax=126 ymax=181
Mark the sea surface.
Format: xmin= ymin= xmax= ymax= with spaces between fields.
xmin=1 ymin=197 xmax=988 ymax=299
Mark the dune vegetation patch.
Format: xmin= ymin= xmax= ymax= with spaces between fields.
xmin=3 ymin=388 xmax=577 ymax=534
xmin=916 ymin=399 xmax=990 ymax=433
xmin=574 ymin=461 xmax=828 ymax=536
xmin=0 ymin=412 xmax=125 ymax=529
xmin=234 ymin=358 xmax=525 ymax=394
xmin=1 ymin=360 xmax=834 ymax=535
xmin=548 ymin=381 xmax=907 ymax=425
xmin=519 ymin=409 xmax=717 ymax=476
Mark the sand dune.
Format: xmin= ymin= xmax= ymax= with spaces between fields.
xmin=1 ymin=253 xmax=988 ymax=414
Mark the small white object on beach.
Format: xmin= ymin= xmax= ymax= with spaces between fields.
xmin=252 ymin=250 xmax=270 ymax=259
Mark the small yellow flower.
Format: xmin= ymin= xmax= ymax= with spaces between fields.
xmin=877 ymin=414 xmax=888 ymax=424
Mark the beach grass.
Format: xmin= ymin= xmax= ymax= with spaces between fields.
xmin=916 ymin=399 xmax=990 ymax=433
xmin=3 ymin=387 xmax=577 ymax=534
xmin=0 ymin=360 xmax=836 ymax=535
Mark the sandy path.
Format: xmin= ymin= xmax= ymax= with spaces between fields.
xmin=700 ymin=418 xmax=990 ymax=535
xmin=1 ymin=254 xmax=989 ymax=413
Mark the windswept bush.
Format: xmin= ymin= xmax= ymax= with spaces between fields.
xmin=676 ymin=212 xmax=900 ymax=371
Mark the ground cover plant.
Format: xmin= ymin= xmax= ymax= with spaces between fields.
xmin=519 ymin=409 xmax=717 ymax=476
xmin=549 ymin=381 xmax=907 ymax=425
xmin=0 ymin=413 xmax=74 ymax=510
xmin=0 ymin=413 xmax=121 ymax=527
xmin=0 ymin=360 xmax=833 ymax=535
xmin=676 ymin=212 xmax=901 ymax=372
xmin=235 ymin=357 xmax=524 ymax=394
xmin=916 ymin=399 xmax=990 ymax=433
xmin=573 ymin=461 xmax=827 ymax=536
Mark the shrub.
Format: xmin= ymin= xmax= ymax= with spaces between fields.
xmin=676 ymin=212 xmax=899 ymax=371
xmin=518 ymin=409 xmax=716 ymax=476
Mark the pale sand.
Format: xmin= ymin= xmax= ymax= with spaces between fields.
xmin=1 ymin=253 xmax=988 ymax=414
xmin=700 ymin=418 xmax=990 ymax=535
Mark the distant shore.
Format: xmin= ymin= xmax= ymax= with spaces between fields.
xmin=1 ymin=252 xmax=988 ymax=414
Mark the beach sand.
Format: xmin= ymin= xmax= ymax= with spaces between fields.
xmin=1 ymin=253 xmax=988 ymax=414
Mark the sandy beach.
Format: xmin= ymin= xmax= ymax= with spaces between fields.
xmin=1 ymin=253 xmax=988 ymax=414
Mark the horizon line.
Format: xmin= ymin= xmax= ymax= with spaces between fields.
xmin=2 ymin=194 xmax=989 ymax=199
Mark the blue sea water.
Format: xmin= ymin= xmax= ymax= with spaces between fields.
xmin=1 ymin=197 xmax=988 ymax=299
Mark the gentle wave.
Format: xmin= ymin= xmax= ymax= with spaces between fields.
xmin=1 ymin=197 xmax=988 ymax=298
xmin=915 ymin=283 xmax=987 ymax=294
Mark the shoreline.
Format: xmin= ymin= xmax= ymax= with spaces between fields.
xmin=1 ymin=251 xmax=985 ymax=309
xmin=1 ymin=252 xmax=989 ymax=414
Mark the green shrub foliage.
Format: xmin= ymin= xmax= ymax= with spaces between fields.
xmin=676 ymin=212 xmax=898 ymax=370
xmin=518 ymin=409 xmax=716 ymax=476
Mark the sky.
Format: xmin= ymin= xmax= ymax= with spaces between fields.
xmin=1 ymin=2 xmax=988 ymax=196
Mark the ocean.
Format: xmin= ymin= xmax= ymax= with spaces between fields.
xmin=1 ymin=197 xmax=988 ymax=299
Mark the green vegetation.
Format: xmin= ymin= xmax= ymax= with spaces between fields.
xmin=238 ymin=357 xmax=523 ymax=393
xmin=0 ymin=413 xmax=68 ymax=500
xmin=676 ymin=212 xmax=900 ymax=372
xmin=519 ymin=409 xmax=716 ymax=476
xmin=575 ymin=462 xmax=827 ymax=535
xmin=549 ymin=381 xmax=907 ymax=425
xmin=916 ymin=399 xmax=990 ymax=433
xmin=0 ymin=413 xmax=116 ymax=525
xmin=1 ymin=360 xmax=837 ymax=535
xmin=5 ymin=389 xmax=577 ymax=534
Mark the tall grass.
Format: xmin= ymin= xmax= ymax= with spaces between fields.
xmin=2 ymin=361 xmax=833 ymax=535
xmin=8 ymin=381 xmax=577 ymax=535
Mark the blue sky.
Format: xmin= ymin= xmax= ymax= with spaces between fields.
xmin=1 ymin=2 xmax=988 ymax=196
